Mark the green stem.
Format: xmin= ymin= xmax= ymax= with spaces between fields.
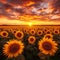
xmin=46 ymin=55 xmax=50 ymax=60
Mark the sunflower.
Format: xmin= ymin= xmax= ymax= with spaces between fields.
xmin=43 ymin=27 xmax=51 ymax=34
xmin=24 ymin=28 xmax=29 ymax=34
xmin=23 ymin=28 xmax=27 ymax=33
xmin=43 ymin=34 xmax=53 ymax=39
xmin=12 ymin=30 xmax=17 ymax=34
xmin=15 ymin=31 xmax=24 ymax=39
xmin=43 ymin=28 xmax=47 ymax=34
xmin=13 ymin=30 xmax=16 ymax=34
xmin=38 ymin=38 xmax=58 ymax=56
xmin=3 ymin=40 xmax=24 ymax=58
xmin=37 ymin=30 xmax=43 ymax=36
xmin=7 ymin=29 xmax=13 ymax=32
xmin=0 ymin=31 xmax=8 ymax=38
xmin=45 ymin=30 xmax=52 ymax=34
xmin=30 ymin=29 xmax=35 ymax=35
xmin=28 ymin=36 xmax=36 ymax=44
xmin=53 ymin=29 xmax=59 ymax=34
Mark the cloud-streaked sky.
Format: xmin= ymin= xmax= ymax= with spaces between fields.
xmin=0 ymin=0 xmax=60 ymax=25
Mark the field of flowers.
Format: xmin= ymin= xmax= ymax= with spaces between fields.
xmin=0 ymin=25 xmax=60 ymax=60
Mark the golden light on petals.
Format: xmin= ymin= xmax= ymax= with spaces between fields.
xmin=43 ymin=34 xmax=53 ymax=39
xmin=45 ymin=30 xmax=52 ymax=34
xmin=0 ymin=31 xmax=8 ymax=38
xmin=3 ymin=40 xmax=24 ymax=58
xmin=12 ymin=30 xmax=17 ymax=34
xmin=8 ymin=29 xmax=12 ymax=32
xmin=30 ymin=29 xmax=35 ymax=35
xmin=24 ymin=28 xmax=29 ymax=34
xmin=15 ymin=31 xmax=24 ymax=39
xmin=38 ymin=38 xmax=58 ymax=56
xmin=28 ymin=36 xmax=36 ymax=44
xmin=37 ymin=30 xmax=43 ymax=36
xmin=53 ymin=29 xmax=59 ymax=34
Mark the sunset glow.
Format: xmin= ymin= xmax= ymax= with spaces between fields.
xmin=0 ymin=0 xmax=60 ymax=25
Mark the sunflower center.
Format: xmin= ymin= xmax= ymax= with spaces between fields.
xmin=55 ymin=31 xmax=58 ymax=33
xmin=39 ymin=32 xmax=41 ymax=34
xmin=3 ymin=33 xmax=7 ymax=36
xmin=46 ymin=36 xmax=51 ymax=39
xmin=14 ymin=31 xmax=16 ymax=33
xmin=42 ymin=42 xmax=52 ymax=51
xmin=47 ymin=31 xmax=50 ymax=34
xmin=17 ymin=33 xmax=22 ymax=37
xmin=31 ymin=31 xmax=34 ymax=34
xmin=30 ymin=38 xmax=34 ymax=42
xmin=9 ymin=43 xmax=20 ymax=53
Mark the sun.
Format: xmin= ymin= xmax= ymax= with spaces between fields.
xmin=38 ymin=38 xmax=58 ymax=56
xmin=28 ymin=22 xmax=32 ymax=26
xmin=3 ymin=40 xmax=24 ymax=58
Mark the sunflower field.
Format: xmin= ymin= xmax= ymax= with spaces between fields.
xmin=0 ymin=25 xmax=60 ymax=60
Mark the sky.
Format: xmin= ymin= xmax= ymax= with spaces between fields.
xmin=0 ymin=0 xmax=60 ymax=25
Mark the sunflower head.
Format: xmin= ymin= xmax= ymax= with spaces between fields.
xmin=0 ymin=31 xmax=8 ymax=38
xmin=30 ymin=29 xmax=35 ymax=35
xmin=28 ymin=36 xmax=36 ymax=44
xmin=3 ymin=40 xmax=24 ymax=58
xmin=8 ymin=29 xmax=12 ymax=32
xmin=53 ymin=29 xmax=59 ymax=34
xmin=43 ymin=34 xmax=53 ymax=39
xmin=24 ymin=28 xmax=29 ymax=34
xmin=14 ymin=30 xmax=16 ymax=34
xmin=37 ymin=30 xmax=43 ymax=36
xmin=15 ymin=31 xmax=24 ymax=39
xmin=38 ymin=38 xmax=58 ymax=56
xmin=45 ymin=30 xmax=52 ymax=34
xmin=10 ymin=29 xmax=17 ymax=34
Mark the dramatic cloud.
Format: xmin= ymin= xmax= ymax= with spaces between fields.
xmin=0 ymin=0 xmax=60 ymax=25
xmin=53 ymin=0 xmax=60 ymax=9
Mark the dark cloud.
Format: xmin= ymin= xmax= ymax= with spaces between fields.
xmin=0 ymin=0 xmax=7 ymax=2
xmin=14 ymin=8 xmax=25 ymax=14
xmin=51 ymin=0 xmax=60 ymax=13
xmin=53 ymin=0 xmax=60 ymax=9
xmin=7 ymin=0 xmax=22 ymax=5
xmin=3 ymin=3 xmax=12 ymax=9
xmin=7 ymin=0 xmax=43 ymax=6
xmin=0 ymin=2 xmax=12 ymax=10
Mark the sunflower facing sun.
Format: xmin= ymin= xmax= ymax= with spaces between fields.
xmin=28 ymin=36 xmax=36 ymax=44
xmin=3 ymin=40 xmax=24 ymax=58
xmin=45 ymin=30 xmax=52 ymax=34
xmin=0 ymin=31 xmax=8 ymax=38
xmin=53 ymin=29 xmax=59 ymax=34
xmin=37 ymin=30 xmax=43 ymax=36
xmin=15 ymin=31 xmax=24 ymax=39
xmin=38 ymin=38 xmax=58 ymax=56
xmin=43 ymin=34 xmax=53 ymax=39
xmin=29 ymin=29 xmax=35 ymax=35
